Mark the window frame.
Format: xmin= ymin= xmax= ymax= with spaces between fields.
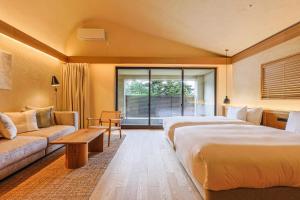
xmin=115 ymin=66 xmax=217 ymax=129
xmin=261 ymin=53 xmax=300 ymax=100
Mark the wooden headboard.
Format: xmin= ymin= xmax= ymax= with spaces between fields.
xmin=262 ymin=110 xmax=289 ymax=130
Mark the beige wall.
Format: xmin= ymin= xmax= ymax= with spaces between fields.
xmin=70 ymin=20 xmax=226 ymax=118
xmin=89 ymin=64 xmax=229 ymax=118
xmin=66 ymin=19 xmax=217 ymax=57
xmin=0 ymin=34 xmax=61 ymax=112
xmin=231 ymin=36 xmax=300 ymax=111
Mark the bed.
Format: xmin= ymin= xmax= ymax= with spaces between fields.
xmin=163 ymin=106 xmax=263 ymax=145
xmin=173 ymin=111 xmax=300 ymax=200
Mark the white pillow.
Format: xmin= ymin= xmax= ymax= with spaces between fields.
xmin=246 ymin=107 xmax=263 ymax=125
xmin=226 ymin=106 xmax=248 ymax=121
xmin=286 ymin=111 xmax=300 ymax=133
xmin=5 ymin=110 xmax=38 ymax=134
xmin=0 ymin=113 xmax=17 ymax=139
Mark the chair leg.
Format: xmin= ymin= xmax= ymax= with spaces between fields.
xmin=119 ymin=129 xmax=122 ymax=139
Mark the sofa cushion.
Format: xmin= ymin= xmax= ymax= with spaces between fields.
xmin=5 ymin=110 xmax=39 ymax=133
xmin=25 ymin=106 xmax=54 ymax=128
xmin=20 ymin=125 xmax=75 ymax=143
xmin=0 ymin=136 xmax=47 ymax=170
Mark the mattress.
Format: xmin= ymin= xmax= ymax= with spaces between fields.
xmin=163 ymin=116 xmax=249 ymax=144
xmin=205 ymin=186 xmax=300 ymax=200
xmin=180 ymin=160 xmax=300 ymax=200
xmin=174 ymin=124 xmax=300 ymax=191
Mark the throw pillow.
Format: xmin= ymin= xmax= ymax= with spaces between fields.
xmin=0 ymin=113 xmax=17 ymax=139
xmin=5 ymin=110 xmax=38 ymax=133
xmin=25 ymin=106 xmax=54 ymax=128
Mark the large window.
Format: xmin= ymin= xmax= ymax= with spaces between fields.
xmin=116 ymin=67 xmax=216 ymax=128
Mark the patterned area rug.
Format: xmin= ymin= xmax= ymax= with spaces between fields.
xmin=0 ymin=133 xmax=125 ymax=200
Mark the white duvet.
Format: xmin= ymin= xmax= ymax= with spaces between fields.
xmin=174 ymin=124 xmax=300 ymax=191
xmin=163 ymin=116 xmax=249 ymax=144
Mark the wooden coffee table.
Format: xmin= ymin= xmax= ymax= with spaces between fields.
xmin=51 ymin=128 xmax=106 ymax=169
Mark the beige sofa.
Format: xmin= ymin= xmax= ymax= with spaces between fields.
xmin=0 ymin=111 xmax=78 ymax=180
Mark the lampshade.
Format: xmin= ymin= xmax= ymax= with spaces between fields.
xmin=223 ymin=96 xmax=230 ymax=104
xmin=51 ymin=76 xmax=59 ymax=86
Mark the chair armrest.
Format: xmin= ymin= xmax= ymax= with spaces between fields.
xmin=100 ymin=119 xmax=121 ymax=123
xmin=87 ymin=118 xmax=100 ymax=121
xmin=109 ymin=119 xmax=122 ymax=123
xmin=54 ymin=111 xmax=79 ymax=130
xmin=87 ymin=117 xmax=101 ymax=127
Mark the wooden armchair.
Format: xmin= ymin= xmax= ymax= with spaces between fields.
xmin=87 ymin=111 xmax=122 ymax=146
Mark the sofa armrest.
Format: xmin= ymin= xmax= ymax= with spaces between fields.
xmin=54 ymin=111 xmax=79 ymax=130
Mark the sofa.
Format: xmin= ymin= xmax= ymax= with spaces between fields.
xmin=0 ymin=111 xmax=78 ymax=180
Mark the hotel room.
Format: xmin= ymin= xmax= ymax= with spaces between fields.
xmin=0 ymin=1 xmax=300 ymax=200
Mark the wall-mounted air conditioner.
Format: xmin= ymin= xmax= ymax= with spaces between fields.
xmin=77 ymin=28 xmax=105 ymax=40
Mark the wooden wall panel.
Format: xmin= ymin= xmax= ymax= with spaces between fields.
xmin=68 ymin=56 xmax=230 ymax=64
xmin=232 ymin=22 xmax=300 ymax=63
xmin=0 ymin=20 xmax=68 ymax=62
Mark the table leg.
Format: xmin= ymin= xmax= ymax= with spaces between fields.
xmin=88 ymin=133 xmax=104 ymax=152
xmin=65 ymin=143 xmax=88 ymax=169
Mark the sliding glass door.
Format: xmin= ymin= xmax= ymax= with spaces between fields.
xmin=116 ymin=67 xmax=216 ymax=128
xmin=116 ymin=69 xmax=149 ymax=126
xmin=183 ymin=69 xmax=216 ymax=116
xmin=150 ymin=69 xmax=182 ymax=125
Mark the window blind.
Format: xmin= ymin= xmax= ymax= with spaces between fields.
xmin=261 ymin=53 xmax=300 ymax=99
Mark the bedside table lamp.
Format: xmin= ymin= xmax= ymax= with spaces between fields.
xmin=51 ymin=76 xmax=60 ymax=109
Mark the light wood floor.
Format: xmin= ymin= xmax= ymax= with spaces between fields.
xmin=90 ymin=130 xmax=202 ymax=200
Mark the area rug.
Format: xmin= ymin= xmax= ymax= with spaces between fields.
xmin=0 ymin=133 xmax=125 ymax=200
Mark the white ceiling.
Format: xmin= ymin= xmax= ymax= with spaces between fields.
xmin=0 ymin=0 xmax=299 ymax=56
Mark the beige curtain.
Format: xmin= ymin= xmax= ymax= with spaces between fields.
xmin=61 ymin=63 xmax=89 ymax=128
